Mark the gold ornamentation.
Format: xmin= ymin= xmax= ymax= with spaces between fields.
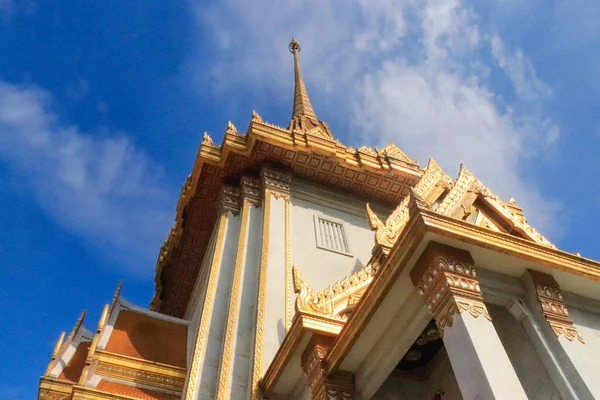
xmin=184 ymin=212 xmax=228 ymax=400
xmin=225 ymin=120 xmax=238 ymax=135
xmin=251 ymin=110 xmax=263 ymax=122
xmin=216 ymin=199 xmax=250 ymax=399
xmin=251 ymin=193 xmax=271 ymax=400
xmin=220 ymin=185 xmax=241 ymax=215
xmin=357 ymin=145 xmax=377 ymax=157
xmin=411 ymin=242 xmax=491 ymax=336
xmin=202 ymin=131 xmax=214 ymax=146
xmin=241 ymin=176 xmax=261 ymax=207
xmin=528 ymin=270 xmax=584 ymax=343
xmin=96 ymin=362 xmax=185 ymax=390
xmin=292 ymin=260 xmax=380 ymax=320
xmin=261 ymin=168 xmax=291 ymax=201
xmin=301 ymin=337 xmax=354 ymax=400
xmin=381 ymin=142 xmax=418 ymax=165
xmin=367 ymin=158 xmax=449 ymax=248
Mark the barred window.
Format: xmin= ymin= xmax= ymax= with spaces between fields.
xmin=314 ymin=215 xmax=352 ymax=256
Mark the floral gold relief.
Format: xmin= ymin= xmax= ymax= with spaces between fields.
xmin=528 ymin=269 xmax=584 ymax=344
xmin=411 ymin=242 xmax=490 ymax=336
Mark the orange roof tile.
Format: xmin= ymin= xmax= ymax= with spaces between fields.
xmin=96 ymin=380 xmax=180 ymax=400
xmin=58 ymin=340 xmax=91 ymax=382
xmin=105 ymin=310 xmax=187 ymax=367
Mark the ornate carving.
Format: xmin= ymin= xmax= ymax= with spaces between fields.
xmin=261 ymin=168 xmax=291 ymax=201
xmin=528 ymin=270 xmax=584 ymax=343
xmin=368 ymin=158 xmax=449 ymax=249
xmin=357 ymin=145 xmax=377 ymax=157
xmin=381 ymin=142 xmax=418 ymax=165
xmin=202 ymin=131 xmax=214 ymax=146
xmin=292 ymin=260 xmax=380 ymax=320
xmin=411 ymin=242 xmax=491 ymax=336
xmin=225 ymin=120 xmax=238 ymax=135
xmin=240 ymin=176 xmax=261 ymax=207
xmin=251 ymin=110 xmax=263 ymax=122
xmin=219 ymin=185 xmax=241 ymax=215
xmin=301 ymin=336 xmax=354 ymax=400
xmin=96 ymin=362 xmax=185 ymax=389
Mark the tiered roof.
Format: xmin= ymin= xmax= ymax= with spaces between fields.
xmin=39 ymin=284 xmax=188 ymax=400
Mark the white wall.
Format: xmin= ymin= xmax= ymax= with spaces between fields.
xmin=289 ymin=182 xmax=382 ymax=292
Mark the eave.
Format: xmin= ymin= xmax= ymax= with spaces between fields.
xmin=324 ymin=196 xmax=600 ymax=376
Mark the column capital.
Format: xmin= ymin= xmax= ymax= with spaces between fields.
xmin=301 ymin=336 xmax=354 ymax=400
xmin=240 ymin=176 xmax=261 ymax=207
xmin=219 ymin=184 xmax=241 ymax=216
xmin=261 ymin=168 xmax=291 ymax=201
xmin=526 ymin=269 xmax=584 ymax=343
xmin=411 ymin=242 xmax=490 ymax=334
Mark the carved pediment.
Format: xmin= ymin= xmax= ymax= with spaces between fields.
xmin=367 ymin=160 xmax=555 ymax=251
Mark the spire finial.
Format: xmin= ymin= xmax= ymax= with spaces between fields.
xmin=289 ymin=37 xmax=317 ymax=120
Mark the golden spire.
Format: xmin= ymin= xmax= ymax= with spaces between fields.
xmin=289 ymin=38 xmax=317 ymax=120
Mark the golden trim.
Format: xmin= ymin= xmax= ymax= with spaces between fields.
xmin=216 ymin=200 xmax=251 ymax=399
xmin=184 ymin=212 xmax=228 ymax=400
xmin=251 ymin=192 xmax=271 ymax=400
xmin=262 ymin=312 xmax=345 ymax=396
xmin=285 ymin=198 xmax=292 ymax=331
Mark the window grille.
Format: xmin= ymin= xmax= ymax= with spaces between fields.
xmin=314 ymin=215 xmax=352 ymax=256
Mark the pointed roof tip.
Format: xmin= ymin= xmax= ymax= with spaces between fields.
xmin=289 ymin=37 xmax=317 ymax=121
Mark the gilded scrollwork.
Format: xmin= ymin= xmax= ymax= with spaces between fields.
xmin=412 ymin=243 xmax=491 ymax=336
xmin=202 ymin=131 xmax=214 ymax=146
xmin=292 ymin=260 xmax=380 ymax=320
xmin=528 ymin=270 xmax=584 ymax=343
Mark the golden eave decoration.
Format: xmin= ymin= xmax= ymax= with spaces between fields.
xmin=366 ymin=158 xmax=555 ymax=251
xmin=292 ymin=260 xmax=381 ymax=321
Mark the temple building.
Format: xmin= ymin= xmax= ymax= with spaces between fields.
xmin=39 ymin=38 xmax=600 ymax=400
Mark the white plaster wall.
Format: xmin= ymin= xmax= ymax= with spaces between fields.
xmin=488 ymin=303 xmax=563 ymax=400
xmin=563 ymin=306 xmax=600 ymax=397
xmin=289 ymin=196 xmax=376 ymax=292
xmin=230 ymin=205 xmax=263 ymax=399
xmin=372 ymin=355 xmax=462 ymax=400
xmin=196 ymin=213 xmax=241 ymax=400
xmin=263 ymin=197 xmax=287 ymax=373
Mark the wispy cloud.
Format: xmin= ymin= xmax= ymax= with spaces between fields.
xmin=191 ymin=0 xmax=560 ymax=236
xmin=0 ymin=80 xmax=173 ymax=273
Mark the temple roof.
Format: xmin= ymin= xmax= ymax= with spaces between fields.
xmin=150 ymin=44 xmax=422 ymax=316
xmin=105 ymin=309 xmax=188 ymax=368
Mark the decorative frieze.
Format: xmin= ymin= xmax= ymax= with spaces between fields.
xmin=261 ymin=168 xmax=291 ymax=201
xmin=410 ymin=242 xmax=490 ymax=335
xmin=219 ymin=185 xmax=241 ymax=215
xmin=240 ymin=176 xmax=262 ymax=207
xmin=301 ymin=336 xmax=354 ymax=400
xmin=527 ymin=269 xmax=584 ymax=343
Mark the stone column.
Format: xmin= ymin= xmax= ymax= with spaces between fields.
xmin=410 ymin=242 xmax=527 ymax=400
xmin=301 ymin=335 xmax=354 ymax=400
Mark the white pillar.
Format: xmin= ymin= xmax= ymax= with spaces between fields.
xmin=184 ymin=185 xmax=241 ymax=400
xmin=411 ymin=242 xmax=527 ymax=400
xmin=250 ymin=168 xmax=291 ymax=400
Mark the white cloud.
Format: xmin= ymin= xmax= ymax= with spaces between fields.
xmin=0 ymin=81 xmax=173 ymax=273
xmin=191 ymin=0 xmax=561 ymax=237
xmin=490 ymin=34 xmax=551 ymax=101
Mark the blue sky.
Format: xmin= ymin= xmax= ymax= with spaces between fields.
xmin=1 ymin=0 xmax=599 ymax=398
